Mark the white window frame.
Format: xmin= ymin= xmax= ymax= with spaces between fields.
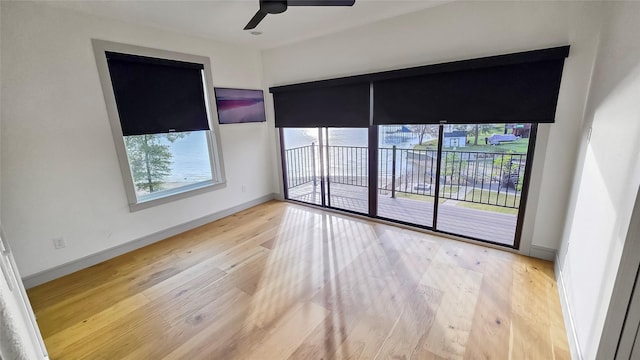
xmin=92 ymin=39 xmax=226 ymax=211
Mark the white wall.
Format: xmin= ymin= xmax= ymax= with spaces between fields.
xmin=262 ymin=1 xmax=603 ymax=255
xmin=557 ymin=2 xmax=640 ymax=359
xmin=0 ymin=2 xmax=274 ymax=277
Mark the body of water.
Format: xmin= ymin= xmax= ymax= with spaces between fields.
xmin=282 ymin=127 xmax=435 ymax=182
xmin=283 ymin=127 xmax=430 ymax=149
xmin=161 ymin=131 xmax=212 ymax=183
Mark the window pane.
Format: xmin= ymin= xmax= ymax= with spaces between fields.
xmin=325 ymin=127 xmax=369 ymax=214
xmin=377 ymin=124 xmax=439 ymax=227
xmin=435 ymin=123 xmax=531 ymax=246
xmin=124 ymin=130 xmax=213 ymax=201
xmin=282 ymin=128 xmax=322 ymax=206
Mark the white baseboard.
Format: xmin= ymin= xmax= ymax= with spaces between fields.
xmin=530 ymin=245 xmax=557 ymax=261
xmin=555 ymin=257 xmax=583 ymax=360
xmin=22 ymin=193 xmax=277 ymax=289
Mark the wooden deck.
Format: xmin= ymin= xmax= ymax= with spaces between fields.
xmin=289 ymin=183 xmax=517 ymax=246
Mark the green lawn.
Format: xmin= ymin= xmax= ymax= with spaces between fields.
xmin=396 ymin=192 xmax=447 ymax=204
xmin=439 ymin=185 xmax=459 ymax=196
xmin=414 ymin=138 xmax=529 ymax=154
xmin=456 ymin=189 xmax=520 ymax=215
xmin=413 ymin=138 xmax=438 ymax=150
xmin=464 ymin=138 xmax=530 ymax=153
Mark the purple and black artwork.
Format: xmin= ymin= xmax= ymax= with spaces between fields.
xmin=214 ymin=88 xmax=266 ymax=124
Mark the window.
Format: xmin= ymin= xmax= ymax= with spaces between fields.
xmin=92 ymin=40 xmax=226 ymax=211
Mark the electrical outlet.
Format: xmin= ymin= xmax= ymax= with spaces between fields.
xmin=242 ymin=184 xmax=247 ymax=193
xmin=53 ymin=237 xmax=66 ymax=250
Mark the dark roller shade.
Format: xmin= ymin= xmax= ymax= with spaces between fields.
xmin=373 ymin=59 xmax=566 ymax=125
xmin=106 ymin=51 xmax=210 ymax=136
xmin=272 ymin=83 xmax=370 ymax=128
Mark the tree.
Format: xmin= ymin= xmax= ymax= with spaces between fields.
xmin=493 ymin=153 xmax=522 ymax=189
xmin=473 ymin=124 xmax=499 ymax=145
xmin=410 ymin=125 xmax=438 ymax=145
xmin=125 ymin=133 xmax=186 ymax=193
xmin=442 ymin=152 xmax=466 ymax=186
xmin=473 ymin=124 xmax=480 ymax=145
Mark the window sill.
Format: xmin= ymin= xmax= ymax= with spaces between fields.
xmin=128 ymin=180 xmax=226 ymax=212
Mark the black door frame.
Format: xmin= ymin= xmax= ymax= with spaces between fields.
xmin=318 ymin=128 xmax=327 ymax=208
xmin=432 ymin=125 xmax=445 ymax=230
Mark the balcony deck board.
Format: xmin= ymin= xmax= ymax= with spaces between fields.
xmin=288 ymin=183 xmax=517 ymax=246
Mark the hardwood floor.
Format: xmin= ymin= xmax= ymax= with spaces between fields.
xmin=27 ymin=200 xmax=570 ymax=359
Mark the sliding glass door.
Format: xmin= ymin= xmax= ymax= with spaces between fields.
xmin=377 ymin=125 xmax=439 ymax=227
xmin=280 ymin=127 xmax=369 ymax=214
xmin=325 ymin=128 xmax=369 ymax=214
xmin=281 ymin=128 xmax=322 ymax=206
xmin=434 ymin=123 xmax=533 ymax=246
xmin=280 ymin=123 xmax=536 ymax=248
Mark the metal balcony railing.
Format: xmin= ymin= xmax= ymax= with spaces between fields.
xmin=284 ymin=144 xmax=526 ymax=209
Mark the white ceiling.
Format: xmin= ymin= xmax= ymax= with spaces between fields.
xmin=46 ymin=0 xmax=446 ymax=49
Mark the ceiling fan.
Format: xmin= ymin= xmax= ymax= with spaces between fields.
xmin=244 ymin=0 xmax=356 ymax=30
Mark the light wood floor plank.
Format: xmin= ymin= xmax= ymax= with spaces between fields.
xmin=124 ymin=287 xmax=252 ymax=360
xmin=420 ymin=261 xmax=484 ymax=360
xmin=463 ymin=257 xmax=513 ymax=360
xmin=246 ymin=301 xmax=330 ymax=360
xmin=26 ymin=200 xmax=569 ymax=360
xmin=509 ymin=259 xmax=555 ymax=360
xmin=374 ymin=284 xmax=443 ymax=360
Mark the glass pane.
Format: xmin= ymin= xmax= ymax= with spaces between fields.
xmin=377 ymin=125 xmax=439 ymax=227
xmin=282 ymin=128 xmax=322 ymax=206
xmin=124 ymin=131 xmax=213 ymax=201
xmin=435 ymin=123 xmax=531 ymax=246
xmin=326 ymin=128 xmax=368 ymax=214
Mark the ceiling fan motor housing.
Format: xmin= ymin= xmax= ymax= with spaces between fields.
xmin=261 ymin=0 xmax=288 ymax=14
xmin=246 ymin=0 xmax=355 ymax=30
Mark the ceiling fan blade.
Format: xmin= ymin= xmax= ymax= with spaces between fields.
xmin=287 ymin=0 xmax=355 ymax=6
xmin=244 ymin=10 xmax=268 ymax=30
